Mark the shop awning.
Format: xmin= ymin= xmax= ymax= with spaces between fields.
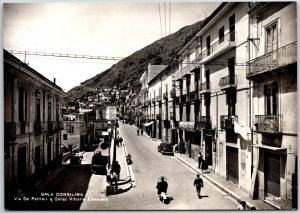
xmin=144 ymin=121 xmax=154 ymax=126
xmin=251 ymin=144 xmax=287 ymax=154
xmin=101 ymin=131 xmax=109 ymax=136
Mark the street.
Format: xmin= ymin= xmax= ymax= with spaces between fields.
xmin=20 ymin=123 xmax=238 ymax=210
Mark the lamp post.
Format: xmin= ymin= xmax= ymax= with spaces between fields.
xmin=112 ymin=119 xmax=119 ymax=166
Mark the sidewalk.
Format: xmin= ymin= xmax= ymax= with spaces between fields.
xmin=144 ymin=132 xmax=276 ymax=210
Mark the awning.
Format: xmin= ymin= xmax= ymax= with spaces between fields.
xmin=251 ymin=144 xmax=287 ymax=154
xmin=144 ymin=121 xmax=154 ymax=126
xmin=101 ymin=131 xmax=109 ymax=136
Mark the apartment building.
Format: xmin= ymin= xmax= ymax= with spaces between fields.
xmin=145 ymin=64 xmax=168 ymax=138
xmin=174 ymin=34 xmax=202 ymax=159
xmin=247 ymin=2 xmax=297 ymax=209
xmin=4 ymin=50 xmax=65 ymax=196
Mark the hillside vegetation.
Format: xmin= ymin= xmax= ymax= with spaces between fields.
xmin=66 ymin=19 xmax=204 ymax=102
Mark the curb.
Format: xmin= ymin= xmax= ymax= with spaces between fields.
xmin=174 ymin=154 xmax=256 ymax=210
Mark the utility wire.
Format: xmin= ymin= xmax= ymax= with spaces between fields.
xmin=169 ymin=2 xmax=171 ymax=35
xmin=158 ymin=3 xmax=162 ymax=38
xmin=164 ymin=2 xmax=166 ymax=36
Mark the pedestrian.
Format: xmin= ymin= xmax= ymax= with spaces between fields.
xmin=137 ymin=128 xmax=140 ymax=136
xmin=202 ymin=159 xmax=208 ymax=174
xmin=197 ymin=152 xmax=203 ymax=169
xmin=126 ymin=154 xmax=132 ymax=165
xmin=193 ymin=174 xmax=204 ymax=198
xmin=118 ymin=137 xmax=123 ymax=146
xmin=114 ymin=161 xmax=121 ymax=180
xmin=110 ymin=171 xmax=118 ymax=191
xmin=237 ymin=200 xmax=247 ymax=210
xmin=141 ymin=128 xmax=143 ymax=135
xmin=156 ymin=177 xmax=168 ymax=201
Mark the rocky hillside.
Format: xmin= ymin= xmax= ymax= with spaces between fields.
xmin=66 ymin=19 xmax=205 ymax=102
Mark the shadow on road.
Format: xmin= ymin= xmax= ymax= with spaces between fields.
xmin=6 ymin=164 xmax=93 ymax=210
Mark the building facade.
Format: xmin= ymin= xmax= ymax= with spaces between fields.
xmin=247 ymin=2 xmax=297 ymax=208
xmin=4 ymin=50 xmax=65 ymax=198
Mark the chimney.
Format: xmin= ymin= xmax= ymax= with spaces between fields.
xmin=54 ymin=78 xmax=56 ymax=84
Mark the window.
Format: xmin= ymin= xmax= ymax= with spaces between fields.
xmin=48 ymin=95 xmax=52 ymax=121
xmin=266 ymin=22 xmax=278 ymax=60
xmin=219 ymin=26 xmax=224 ymax=43
xmin=229 ymin=14 xmax=235 ymax=41
xmin=206 ymin=36 xmax=211 ymax=56
xmin=19 ymin=86 xmax=27 ymax=121
xmin=264 ymin=82 xmax=278 ymax=115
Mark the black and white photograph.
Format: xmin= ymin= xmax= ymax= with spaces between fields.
xmin=3 ymin=1 xmax=297 ymax=211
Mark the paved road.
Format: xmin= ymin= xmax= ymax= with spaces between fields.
xmin=19 ymin=123 xmax=238 ymax=210
xmin=87 ymin=123 xmax=238 ymax=210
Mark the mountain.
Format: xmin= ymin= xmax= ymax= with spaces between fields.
xmin=66 ymin=19 xmax=205 ymax=102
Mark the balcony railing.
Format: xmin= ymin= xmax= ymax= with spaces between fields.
xmin=189 ymin=91 xmax=196 ymax=102
xmin=170 ymin=89 xmax=176 ymax=98
xmin=255 ymin=115 xmax=282 ymax=133
xmin=175 ymin=70 xmax=182 ymax=80
xmin=195 ymin=116 xmax=212 ymax=130
xmin=48 ymin=121 xmax=58 ymax=134
xmin=181 ymin=64 xmax=191 ymax=77
xmin=163 ymin=92 xmax=168 ymax=100
xmin=180 ymin=94 xmax=186 ymax=104
xmin=156 ymin=95 xmax=162 ymax=102
xmin=219 ymin=75 xmax=237 ymax=89
xmin=4 ymin=122 xmax=16 ymax=142
xmin=200 ymin=31 xmax=236 ymax=62
xmin=247 ymin=42 xmax=297 ymax=77
xmin=200 ymin=82 xmax=211 ymax=93
xmin=220 ymin=115 xmax=238 ymax=129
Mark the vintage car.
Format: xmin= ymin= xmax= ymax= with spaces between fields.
xmin=69 ymin=152 xmax=84 ymax=167
xmin=158 ymin=142 xmax=174 ymax=155
xmin=91 ymin=149 xmax=108 ymax=174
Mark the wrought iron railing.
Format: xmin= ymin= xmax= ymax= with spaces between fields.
xmin=170 ymin=89 xmax=176 ymax=98
xmin=247 ymin=42 xmax=297 ymax=76
xmin=220 ymin=115 xmax=238 ymax=129
xmin=200 ymin=82 xmax=211 ymax=92
xmin=200 ymin=31 xmax=236 ymax=60
xmin=255 ymin=115 xmax=282 ymax=133
xmin=219 ymin=75 xmax=238 ymax=88
xmin=4 ymin=122 xmax=16 ymax=142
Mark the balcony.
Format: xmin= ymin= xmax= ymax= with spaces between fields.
xmin=152 ymin=98 xmax=155 ymax=104
xmin=254 ymin=115 xmax=282 ymax=134
xmin=59 ymin=121 xmax=64 ymax=130
xmin=195 ymin=116 xmax=212 ymax=130
xmin=170 ymin=89 xmax=176 ymax=98
xmin=4 ymin=122 xmax=16 ymax=142
xmin=180 ymin=94 xmax=186 ymax=104
xmin=219 ymin=75 xmax=237 ymax=89
xmin=156 ymin=95 xmax=162 ymax=102
xmin=247 ymin=42 xmax=297 ymax=80
xmin=200 ymin=31 xmax=237 ymax=64
xmin=200 ymin=82 xmax=211 ymax=94
xmin=48 ymin=121 xmax=58 ymax=134
xmin=181 ymin=65 xmax=191 ymax=77
xmin=163 ymin=92 xmax=168 ymax=101
xmin=189 ymin=90 xmax=197 ymax=102
xmin=175 ymin=70 xmax=183 ymax=81
xmin=220 ymin=115 xmax=238 ymax=129
xmin=189 ymin=58 xmax=200 ymax=72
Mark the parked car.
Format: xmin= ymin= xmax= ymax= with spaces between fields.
xmin=91 ymin=149 xmax=108 ymax=174
xmin=69 ymin=152 xmax=84 ymax=167
xmin=158 ymin=143 xmax=174 ymax=155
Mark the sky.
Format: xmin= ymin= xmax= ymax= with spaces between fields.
xmin=3 ymin=2 xmax=221 ymax=92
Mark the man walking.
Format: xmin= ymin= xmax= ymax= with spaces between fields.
xmin=114 ymin=161 xmax=121 ymax=180
xmin=193 ymin=174 xmax=204 ymax=198
xmin=197 ymin=152 xmax=203 ymax=169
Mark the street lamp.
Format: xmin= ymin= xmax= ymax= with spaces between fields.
xmin=112 ymin=119 xmax=119 ymax=166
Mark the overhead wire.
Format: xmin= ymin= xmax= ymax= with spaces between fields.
xmin=158 ymin=2 xmax=162 ymax=38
